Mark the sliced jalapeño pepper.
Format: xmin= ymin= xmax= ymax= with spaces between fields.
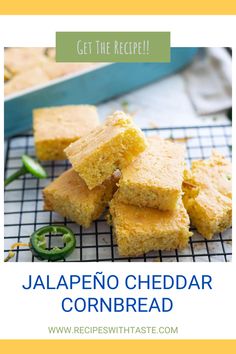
xmin=30 ymin=225 xmax=76 ymax=261
xmin=4 ymin=154 xmax=47 ymax=187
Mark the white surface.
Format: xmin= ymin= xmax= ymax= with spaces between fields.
xmin=98 ymin=71 xmax=230 ymax=128
xmin=183 ymin=48 xmax=232 ymax=115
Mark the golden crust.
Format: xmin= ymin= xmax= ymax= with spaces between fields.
xmin=65 ymin=111 xmax=148 ymax=190
xmin=183 ymin=150 xmax=232 ymax=239
xmin=117 ymin=136 xmax=185 ymax=210
xmin=33 ymin=105 xmax=99 ymax=161
xmin=109 ymin=193 xmax=192 ymax=257
xmin=43 ymin=169 xmax=119 ymax=228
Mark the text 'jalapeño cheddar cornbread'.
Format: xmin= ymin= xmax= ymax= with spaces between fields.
xmin=109 ymin=192 xmax=192 ymax=257
xmin=183 ymin=150 xmax=232 ymax=239
xmin=33 ymin=105 xmax=99 ymax=161
xmin=43 ymin=169 xmax=119 ymax=228
xmin=65 ymin=111 xmax=147 ymax=190
xmin=117 ymin=136 xmax=185 ymax=210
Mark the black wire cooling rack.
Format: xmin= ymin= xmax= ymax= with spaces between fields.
xmin=4 ymin=124 xmax=232 ymax=262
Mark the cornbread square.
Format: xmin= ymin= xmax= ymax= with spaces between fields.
xmin=183 ymin=150 xmax=232 ymax=239
xmin=4 ymin=48 xmax=48 ymax=74
xmin=109 ymin=193 xmax=192 ymax=257
xmin=33 ymin=105 xmax=99 ymax=161
xmin=43 ymin=169 xmax=119 ymax=228
xmin=117 ymin=136 xmax=185 ymax=210
xmin=42 ymin=61 xmax=94 ymax=79
xmin=4 ymin=67 xmax=50 ymax=96
xmin=65 ymin=111 xmax=147 ymax=190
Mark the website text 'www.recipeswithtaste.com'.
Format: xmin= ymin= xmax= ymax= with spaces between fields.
xmin=48 ymin=325 xmax=178 ymax=336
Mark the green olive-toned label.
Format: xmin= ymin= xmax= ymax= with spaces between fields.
xmin=56 ymin=32 xmax=170 ymax=62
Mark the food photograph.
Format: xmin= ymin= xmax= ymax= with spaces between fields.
xmin=4 ymin=47 xmax=232 ymax=262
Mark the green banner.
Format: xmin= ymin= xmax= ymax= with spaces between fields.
xmin=56 ymin=32 xmax=170 ymax=62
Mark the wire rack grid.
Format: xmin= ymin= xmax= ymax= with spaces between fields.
xmin=4 ymin=124 xmax=232 ymax=262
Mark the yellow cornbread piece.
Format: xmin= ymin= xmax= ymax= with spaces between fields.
xmin=109 ymin=193 xmax=192 ymax=257
xmin=65 ymin=111 xmax=147 ymax=190
xmin=183 ymin=150 xmax=232 ymax=240
xmin=41 ymin=61 xmax=95 ymax=79
xmin=43 ymin=169 xmax=119 ymax=228
xmin=33 ymin=105 xmax=99 ymax=161
xmin=4 ymin=47 xmax=97 ymax=96
xmin=4 ymin=67 xmax=50 ymax=96
xmin=4 ymin=48 xmax=48 ymax=74
xmin=117 ymin=136 xmax=185 ymax=210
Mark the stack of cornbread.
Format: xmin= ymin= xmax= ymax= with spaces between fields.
xmin=109 ymin=136 xmax=192 ymax=256
xmin=33 ymin=106 xmax=232 ymax=257
xmin=35 ymin=107 xmax=147 ymax=229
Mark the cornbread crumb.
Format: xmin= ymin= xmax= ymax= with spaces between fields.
xmin=43 ymin=169 xmax=119 ymax=228
xmin=183 ymin=150 xmax=232 ymax=239
xmin=117 ymin=136 xmax=185 ymax=210
xmin=33 ymin=105 xmax=99 ymax=161
xmin=109 ymin=193 xmax=192 ymax=257
xmin=65 ymin=111 xmax=147 ymax=190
